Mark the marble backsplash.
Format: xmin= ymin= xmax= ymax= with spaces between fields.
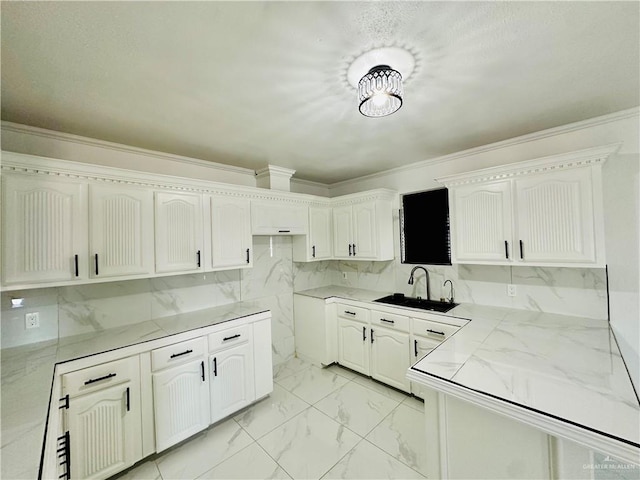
xmin=1 ymin=237 xmax=608 ymax=363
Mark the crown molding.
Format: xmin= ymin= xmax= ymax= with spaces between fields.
xmin=435 ymin=143 xmax=621 ymax=187
xmin=329 ymin=107 xmax=639 ymax=189
xmin=0 ymin=121 xmax=256 ymax=176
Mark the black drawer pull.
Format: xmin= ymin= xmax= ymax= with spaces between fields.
xmin=414 ymin=339 xmax=418 ymax=357
xmin=371 ymin=329 xmax=374 ymax=343
xmin=278 ymin=230 xmax=290 ymax=233
xmin=519 ymin=240 xmax=524 ymax=259
xmin=223 ymin=334 xmax=241 ymax=342
xmin=352 ymin=244 xmax=356 ymax=256
xmin=344 ymin=310 xmax=356 ymax=316
xmin=213 ymin=357 xmax=218 ymax=377
xmin=170 ymin=349 xmax=193 ymax=358
xmin=427 ymin=329 xmax=445 ymax=336
xmin=348 ymin=244 xmax=352 ymax=256
xmin=504 ymin=240 xmax=509 ymax=260
xmin=312 ymin=245 xmax=316 ymax=258
xmin=380 ymin=318 xmax=395 ymax=324
xmin=74 ymin=254 xmax=79 ymax=277
xmin=201 ymin=360 xmax=205 ymax=382
xmin=126 ymin=387 xmax=130 ymax=412
xmin=197 ymin=250 xmax=201 ymax=267
xmin=94 ymin=253 xmax=99 ymax=276
xmin=362 ymin=326 xmax=366 ymax=341
xmin=84 ymin=372 xmax=116 ymax=385
xmin=246 ymin=248 xmax=250 ymax=263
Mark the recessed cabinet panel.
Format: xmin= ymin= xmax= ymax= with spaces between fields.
xmin=515 ymin=168 xmax=596 ymax=263
xmin=352 ymin=202 xmax=378 ymax=259
xmin=337 ymin=318 xmax=370 ymax=376
xmin=89 ymin=184 xmax=154 ymax=278
xmin=2 ymin=174 xmax=88 ymax=284
xmin=209 ymin=343 xmax=255 ymax=424
xmin=154 ymin=192 xmax=203 ymax=274
xmin=153 ymin=359 xmax=210 ymax=452
xmin=332 ymin=205 xmax=353 ymax=259
xmin=210 ymin=196 xmax=252 ymax=269
xmin=452 ymin=181 xmax=513 ymax=263
xmin=370 ymin=326 xmax=411 ymax=392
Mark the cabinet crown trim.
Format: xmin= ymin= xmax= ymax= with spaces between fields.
xmin=435 ymin=143 xmax=620 ymax=187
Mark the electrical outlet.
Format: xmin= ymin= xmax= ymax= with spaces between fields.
xmin=507 ymin=284 xmax=517 ymax=297
xmin=25 ymin=312 xmax=40 ymax=329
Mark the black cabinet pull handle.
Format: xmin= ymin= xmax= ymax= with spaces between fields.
xmin=414 ymin=339 xmax=418 ymax=357
xmin=353 ymin=244 xmax=356 ymax=256
xmin=348 ymin=244 xmax=352 ymax=256
xmin=94 ymin=253 xmax=99 ymax=275
xmin=312 ymin=245 xmax=316 ymax=258
xmin=126 ymin=387 xmax=130 ymax=412
xmin=197 ymin=250 xmax=201 ymax=267
xmin=74 ymin=255 xmax=79 ymax=277
xmin=505 ymin=241 xmax=509 ymax=260
xmin=278 ymin=230 xmax=291 ymax=233
xmin=201 ymin=360 xmax=205 ymax=382
xmin=170 ymin=349 xmax=193 ymax=359
xmin=427 ymin=329 xmax=445 ymax=336
xmin=371 ymin=329 xmax=374 ymax=343
xmin=344 ymin=310 xmax=356 ymax=316
xmin=362 ymin=326 xmax=366 ymax=341
xmin=519 ymin=240 xmax=524 ymax=259
xmin=213 ymin=357 xmax=218 ymax=377
xmin=84 ymin=372 xmax=116 ymax=385
xmin=223 ymin=334 xmax=241 ymax=342
xmin=380 ymin=318 xmax=395 ymax=324
xmin=246 ymin=248 xmax=250 ymax=263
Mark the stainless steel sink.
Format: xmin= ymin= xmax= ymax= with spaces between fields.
xmin=373 ymin=293 xmax=458 ymax=313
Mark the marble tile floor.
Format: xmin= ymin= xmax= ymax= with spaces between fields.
xmin=112 ymin=359 xmax=427 ymax=480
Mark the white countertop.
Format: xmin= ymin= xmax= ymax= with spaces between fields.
xmin=297 ymin=286 xmax=640 ymax=464
xmin=0 ymin=301 xmax=269 ymax=480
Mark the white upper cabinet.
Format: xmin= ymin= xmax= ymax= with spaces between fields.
xmin=440 ymin=144 xmax=615 ymax=267
xmin=89 ymin=184 xmax=154 ymax=278
xmin=250 ymin=200 xmax=308 ymax=235
xmin=332 ymin=192 xmax=395 ymax=261
xmin=208 ymin=196 xmax=252 ymax=270
xmin=292 ymin=205 xmax=332 ymax=261
xmin=451 ymin=181 xmax=513 ymax=263
xmin=2 ymin=174 xmax=88 ymax=285
xmin=154 ymin=192 xmax=203 ymax=274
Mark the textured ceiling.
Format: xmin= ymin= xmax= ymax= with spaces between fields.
xmin=1 ymin=1 xmax=639 ymax=184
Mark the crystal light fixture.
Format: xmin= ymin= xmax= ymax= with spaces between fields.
xmin=358 ymin=65 xmax=403 ymax=117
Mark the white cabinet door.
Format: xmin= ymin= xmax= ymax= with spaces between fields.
xmin=451 ymin=181 xmax=513 ymax=263
xmin=352 ymin=201 xmax=378 ymax=259
xmin=209 ymin=196 xmax=252 ymax=269
xmin=152 ymin=359 xmax=210 ymax=452
xmin=209 ymin=342 xmax=255 ymax=424
xmin=89 ymin=184 xmax=154 ymax=278
xmin=67 ymin=381 xmax=142 ymax=480
xmin=154 ymin=192 xmax=203 ymax=274
xmin=309 ymin=206 xmax=333 ymax=260
xmin=332 ymin=205 xmax=353 ymax=259
xmin=2 ymin=174 xmax=88 ymax=285
xmin=337 ymin=318 xmax=370 ymax=376
xmin=514 ymin=168 xmax=596 ymax=264
xmin=370 ymin=326 xmax=411 ymax=392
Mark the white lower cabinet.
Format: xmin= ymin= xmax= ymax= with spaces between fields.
xmin=410 ymin=336 xmax=440 ymax=399
xmin=61 ymin=356 xmax=142 ymax=480
xmin=209 ymin=326 xmax=256 ymax=424
xmin=151 ymin=338 xmax=210 ymax=452
xmin=336 ymin=307 xmax=412 ymax=393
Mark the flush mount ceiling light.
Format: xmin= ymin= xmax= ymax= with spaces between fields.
xmin=346 ymin=47 xmax=416 ymax=118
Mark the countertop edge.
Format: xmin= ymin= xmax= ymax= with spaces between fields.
xmin=407 ymin=368 xmax=640 ymax=466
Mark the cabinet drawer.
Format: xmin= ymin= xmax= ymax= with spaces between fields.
xmin=370 ymin=310 xmax=409 ymax=332
xmin=411 ymin=318 xmax=460 ymax=341
xmin=63 ymin=355 xmax=138 ymax=398
xmin=152 ymin=337 xmax=207 ymax=372
xmin=336 ymin=304 xmax=369 ymax=323
xmin=208 ymin=324 xmax=250 ymax=352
